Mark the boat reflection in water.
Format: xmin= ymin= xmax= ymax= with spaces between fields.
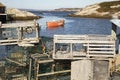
xmin=46 ymin=20 xmax=65 ymax=29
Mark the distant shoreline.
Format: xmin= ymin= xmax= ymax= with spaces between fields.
xmin=68 ymin=13 xmax=112 ymax=19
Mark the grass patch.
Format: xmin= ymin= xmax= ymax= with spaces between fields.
xmin=97 ymin=1 xmax=120 ymax=12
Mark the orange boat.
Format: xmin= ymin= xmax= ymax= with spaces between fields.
xmin=46 ymin=20 xmax=64 ymax=28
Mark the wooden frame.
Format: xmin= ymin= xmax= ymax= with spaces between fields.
xmin=53 ymin=35 xmax=115 ymax=59
xmin=29 ymin=53 xmax=70 ymax=80
xmin=0 ymin=21 xmax=40 ymax=46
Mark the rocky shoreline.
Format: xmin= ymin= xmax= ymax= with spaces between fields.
xmin=68 ymin=1 xmax=120 ymax=19
xmin=7 ymin=8 xmax=41 ymax=20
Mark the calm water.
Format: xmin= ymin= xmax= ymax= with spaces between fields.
xmin=33 ymin=11 xmax=112 ymax=37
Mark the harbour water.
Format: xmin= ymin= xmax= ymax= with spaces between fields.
xmin=32 ymin=11 xmax=112 ymax=37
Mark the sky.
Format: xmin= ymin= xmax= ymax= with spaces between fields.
xmin=0 ymin=0 xmax=115 ymax=10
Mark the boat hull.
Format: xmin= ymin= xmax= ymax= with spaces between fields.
xmin=46 ymin=20 xmax=64 ymax=28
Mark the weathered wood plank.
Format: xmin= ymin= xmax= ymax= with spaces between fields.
xmin=89 ymin=51 xmax=114 ymax=54
xmin=89 ymin=48 xmax=114 ymax=50
xmin=1 ymin=21 xmax=36 ymax=28
xmin=37 ymin=70 xmax=71 ymax=77
xmin=37 ymin=60 xmax=54 ymax=64
xmin=84 ymin=44 xmax=115 ymax=47
xmin=6 ymin=58 xmax=26 ymax=66
xmin=0 ymin=38 xmax=39 ymax=45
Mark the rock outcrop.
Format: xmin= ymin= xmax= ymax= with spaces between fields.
xmin=7 ymin=8 xmax=40 ymax=20
xmin=69 ymin=1 xmax=120 ymax=19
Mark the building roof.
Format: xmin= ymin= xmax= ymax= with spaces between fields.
xmin=0 ymin=3 xmax=5 ymax=7
xmin=110 ymin=19 xmax=120 ymax=27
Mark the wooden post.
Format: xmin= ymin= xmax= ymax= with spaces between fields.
xmin=28 ymin=58 xmax=32 ymax=80
xmin=87 ymin=36 xmax=89 ymax=57
xmin=53 ymin=42 xmax=55 ymax=58
xmin=36 ymin=63 xmax=39 ymax=80
xmin=70 ymin=43 xmax=73 ymax=58
xmin=17 ymin=26 xmax=24 ymax=40
xmin=35 ymin=22 xmax=39 ymax=39
xmin=34 ymin=59 xmax=38 ymax=80
xmin=0 ymin=21 xmax=1 ymax=27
